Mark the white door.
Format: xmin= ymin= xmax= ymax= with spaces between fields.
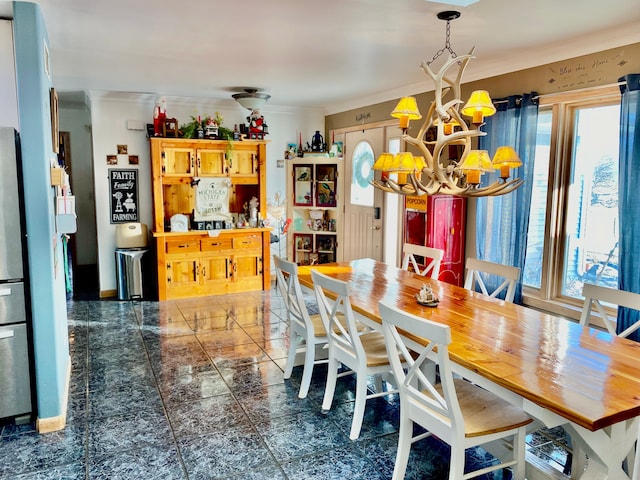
xmin=342 ymin=128 xmax=385 ymax=261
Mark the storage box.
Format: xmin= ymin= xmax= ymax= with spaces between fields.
xmin=50 ymin=167 xmax=65 ymax=186
xmin=56 ymin=195 xmax=75 ymax=215
xmin=116 ymin=223 xmax=148 ymax=248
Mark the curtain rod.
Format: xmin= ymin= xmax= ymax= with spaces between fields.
xmin=491 ymin=80 xmax=627 ymax=105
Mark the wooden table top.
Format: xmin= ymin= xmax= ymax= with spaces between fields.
xmin=297 ymin=258 xmax=640 ymax=432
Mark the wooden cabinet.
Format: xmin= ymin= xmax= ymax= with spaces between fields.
xmin=286 ymin=154 xmax=343 ymax=265
xmin=150 ymin=138 xmax=270 ymax=300
xmin=404 ymin=194 xmax=466 ymax=286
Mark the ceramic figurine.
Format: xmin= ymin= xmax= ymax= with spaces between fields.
xmin=415 ymin=283 xmax=439 ymax=306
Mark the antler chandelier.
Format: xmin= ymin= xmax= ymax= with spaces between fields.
xmin=371 ymin=11 xmax=524 ymax=197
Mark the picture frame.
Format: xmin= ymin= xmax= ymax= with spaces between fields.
xmin=50 ymin=88 xmax=59 ymax=154
xmin=108 ymin=169 xmax=139 ymax=223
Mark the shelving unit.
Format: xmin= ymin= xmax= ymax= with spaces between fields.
xmin=286 ymin=153 xmax=343 ymax=265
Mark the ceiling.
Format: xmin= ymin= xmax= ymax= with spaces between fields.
xmin=16 ymin=0 xmax=640 ymax=113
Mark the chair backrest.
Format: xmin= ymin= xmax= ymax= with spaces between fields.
xmin=311 ymin=270 xmax=364 ymax=364
xmin=463 ymin=257 xmax=520 ymax=303
xmin=273 ymin=255 xmax=315 ymax=334
xmin=378 ymin=301 xmax=464 ymax=443
xmin=401 ymin=243 xmax=444 ymax=279
xmin=579 ymin=283 xmax=640 ymax=338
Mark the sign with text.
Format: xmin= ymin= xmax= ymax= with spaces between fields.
xmin=109 ymin=169 xmax=139 ymax=223
xmin=405 ymin=195 xmax=427 ymax=212
xmin=194 ymin=177 xmax=231 ymax=221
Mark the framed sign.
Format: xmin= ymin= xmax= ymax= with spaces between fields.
xmin=109 ymin=169 xmax=139 ymax=223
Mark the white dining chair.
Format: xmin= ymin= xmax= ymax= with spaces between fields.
xmin=401 ymin=243 xmax=444 ymax=279
xmin=579 ymin=283 xmax=640 ymax=338
xmin=273 ymin=255 xmax=331 ymax=399
xmin=378 ymin=300 xmax=533 ymax=480
xmin=463 ymin=257 xmax=520 ymax=303
xmin=311 ymin=269 xmax=398 ymax=440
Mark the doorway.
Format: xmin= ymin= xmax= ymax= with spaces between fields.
xmin=338 ymin=123 xmax=403 ymax=263
xmin=58 ymin=130 xmax=99 ymax=299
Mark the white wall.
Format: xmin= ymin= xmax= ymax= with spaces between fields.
xmin=87 ymin=92 xmax=324 ymax=295
xmin=58 ymin=103 xmax=96 ymax=265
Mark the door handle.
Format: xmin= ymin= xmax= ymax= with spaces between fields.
xmin=370 ymin=225 xmax=381 ymax=230
xmin=0 ymin=330 xmax=15 ymax=339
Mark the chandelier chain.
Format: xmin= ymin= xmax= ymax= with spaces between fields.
xmin=427 ymin=19 xmax=457 ymax=65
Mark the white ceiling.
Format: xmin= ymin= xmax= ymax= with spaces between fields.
xmin=22 ymin=0 xmax=640 ymax=113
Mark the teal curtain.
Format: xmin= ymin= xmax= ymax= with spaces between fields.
xmin=476 ymin=93 xmax=538 ymax=304
xmin=617 ymin=74 xmax=640 ymax=340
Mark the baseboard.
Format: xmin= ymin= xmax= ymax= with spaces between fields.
xmin=36 ymin=355 xmax=70 ymax=434
xmin=100 ymin=289 xmax=117 ymax=298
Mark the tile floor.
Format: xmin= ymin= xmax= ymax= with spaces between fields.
xmin=0 ymin=287 xmax=570 ymax=479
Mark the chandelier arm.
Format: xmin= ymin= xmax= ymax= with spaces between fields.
xmin=421 ymin=52 xmax=475 ymax=120
xmin=370 ymin=179 xmax=399 ymax=194
xmin=462 ymin=179 xmax=524 ymax=197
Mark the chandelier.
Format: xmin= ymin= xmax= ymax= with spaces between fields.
xmin=371 ymin=11 xmax=524 ymax=197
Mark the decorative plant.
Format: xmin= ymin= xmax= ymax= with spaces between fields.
xmin=180 ymin=113 xmax=236 ymax=161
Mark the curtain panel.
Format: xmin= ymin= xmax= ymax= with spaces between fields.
xmin=476 ymin=93 xmax=538 ymax=304
xmin=617 ymin=74 xmax=640 ymax=340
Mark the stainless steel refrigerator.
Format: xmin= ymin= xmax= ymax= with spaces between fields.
xmin=0 ymin=127 xmax=33 ymax=421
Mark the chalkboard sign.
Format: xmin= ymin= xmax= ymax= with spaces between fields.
xmin=109 ymin=169 xmax=139 ymax=223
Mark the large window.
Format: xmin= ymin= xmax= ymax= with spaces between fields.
xmin=523 ymin=87 xmax=621 ymax=309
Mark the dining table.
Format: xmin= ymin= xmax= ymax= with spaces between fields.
xmin=297 ymin=258 xmax=640 ymax=480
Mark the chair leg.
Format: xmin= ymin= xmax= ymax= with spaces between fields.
xmin=297 ymin=338 xmax=316 ymax=399
xmin=511 ymin=427 xmax=527 ymax=480
xmin=349 ymin=373 xmax=368 ymax=440
xmin=283 ymin=331 xmax=299 ymax=380
xmin=392 ymin=413 xmax=413 ymax=480
xmin=448 ymin=444 xmax=465 ymax=480
xmin=322 ymin=357 xmax=339 ymax=412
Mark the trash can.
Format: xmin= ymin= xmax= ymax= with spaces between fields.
xmin=115 ymin=223 xmax=149 ymax=300
xmin=115 ymin=248 xmax=148 ymax=300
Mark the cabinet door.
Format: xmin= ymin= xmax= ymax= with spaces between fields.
xmin=201 ymin=254 xmax=232 ymax=288
xmin=166 ymin=257 xmax=199 ymax=289
xmin=231 ymin=251 xmax=263 ymax=291
xmin=293 ymin=165 xmax=313 ymax=206
xmin=315 ymin=164 xmax=337 ymax=207
xmin=163 ymin=147 xmax=195 ymax=176
xmin=198 ymin=148 xmax=226 ymax=176
xmin=230 ymin=150 xmax=256 ymax=176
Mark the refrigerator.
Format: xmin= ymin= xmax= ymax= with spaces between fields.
xmin=0 ymin=127 xmax=33 ymax=421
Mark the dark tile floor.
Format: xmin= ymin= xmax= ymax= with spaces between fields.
xmin=0 ymin=288 xmax=570 ymax=479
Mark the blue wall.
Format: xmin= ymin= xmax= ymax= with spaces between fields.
xmin=13 ymin=1 xmax=69 ymax=423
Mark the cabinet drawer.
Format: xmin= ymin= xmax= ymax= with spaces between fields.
xmin=232 ymin=236 xmax=262 ymax=249
xmin=166 ymin=239 xmax=200 ymax=254
xmin=201 ymin=237 xmax=233 ymax=252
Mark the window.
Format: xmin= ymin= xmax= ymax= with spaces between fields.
xmin=523 ymin=87 xmax=621 ymax=310
xmin=350 ymin=141 xmax=374 ymax=206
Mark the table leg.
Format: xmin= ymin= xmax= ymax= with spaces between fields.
xmin=567 ymin=420 xmax=638 ymax=480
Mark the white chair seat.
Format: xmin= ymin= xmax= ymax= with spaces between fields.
xmin=440 ymin=379 xmax=532 ymax=438
xmin=310 ymin=312 xmax=364 ymax=337
xmin=360 ymin=331 xmax=391 ymax=367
